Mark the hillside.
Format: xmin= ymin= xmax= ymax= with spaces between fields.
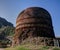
xmin=0 ymin=17 xmax=15 ymax=48
xmin=0 ymin=17 xmax=13 ymax=28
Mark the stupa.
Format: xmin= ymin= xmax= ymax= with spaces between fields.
xmin=13 ymin=7 xmax=55 ymax=46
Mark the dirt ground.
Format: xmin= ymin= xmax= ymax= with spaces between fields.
xmin=0 ymin=48 xmax=4 ymax=50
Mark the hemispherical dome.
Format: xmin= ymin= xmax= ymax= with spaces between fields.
xmin=17 ymin=7 xmax=51 ymax=20
xmin=16 ymin=7 xmax=55 ymax=38
xmin=16 ymin=7 xmax=52 ymax=29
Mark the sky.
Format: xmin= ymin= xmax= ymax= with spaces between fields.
xmin=0 ymin=0 xmax=60 ymax=37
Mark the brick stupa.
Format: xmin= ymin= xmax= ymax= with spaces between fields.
xmin=13 ymin=7 xmax=55 ymax=46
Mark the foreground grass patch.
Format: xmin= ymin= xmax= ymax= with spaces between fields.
xmin=5 ymin=45 xmax=30 ymax=50
xmin=39 ymin=46 xmax=50 ymax=50
xmin=15 ymin=46 xmax=30 ymax=50
xmin=53 ymin=47 xmax=60 ymax=50
xmin=5 ymin=45 xmax=60 ymax=50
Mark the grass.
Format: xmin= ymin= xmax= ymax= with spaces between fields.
xmin=5 ymin=45 xmax=60 ymax=50
xmin=5 ymin=46 xmax=30 ymax=50
xmin=5 ymin=47 xmax=29 ymax=50
xmin=53 ymin=47 xmax=60 ymax=50
xmin=39 ymin=46 xmax=50 ymax=50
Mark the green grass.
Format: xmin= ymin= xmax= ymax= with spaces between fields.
xmin=5 ymin=47 xmax=29 ymax=50
xmin=5 ymin=45 xmax=60 ymax=50
xmin=5 ymin=45 xmax=30 ymax=50
xmin=53 ymin=47 xmax=60 ymax=50
xmin=42 ymin=46 xmax=50 ymax=49
xmin=39 ymin=46 xmax=50 ymax=50
xmin=15 ymin=46 xmax=30 ymax=50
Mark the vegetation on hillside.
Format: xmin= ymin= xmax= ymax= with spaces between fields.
xmin=3 ymin=26 xmax=15 ymax=36
xmin=0 ymin=26 xmax=15 ymax=48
